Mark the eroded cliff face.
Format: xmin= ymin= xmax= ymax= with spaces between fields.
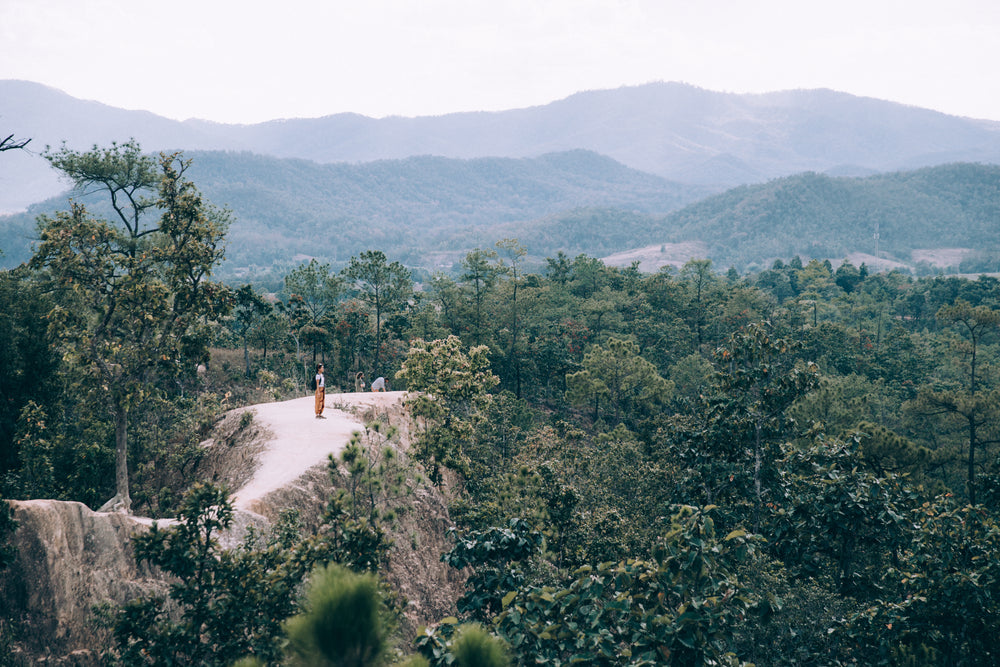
xmin=0 ymin=500 xmax=167 ymax=663
xmin=0 ymin=395 xmax=464 ymax=664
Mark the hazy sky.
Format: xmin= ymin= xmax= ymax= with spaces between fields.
xmin=3 ymin=0 xmax=999 ymax=124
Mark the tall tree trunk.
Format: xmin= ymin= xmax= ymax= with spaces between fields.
xmin=969 ymin=414 xmax=977 ymax=506
xmin=243 ymin=338 xmax=251 ymax=378
xmin=113 ymin=395 xmax=131 ymax=513
xmin=474 ymin=287 xmax=483 ymax=345
xmin=373 ymin=301 xmax=382 ymax=377
xmin=969 ymin=335 xmax=978 ymax=505
xmin=509 ymin=280 xmax=520 ymax=398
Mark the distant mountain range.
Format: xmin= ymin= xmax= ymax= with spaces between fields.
xmin=2 ymin=80 xmax=1000 ymax=278
xmin=4 ymin=79 xmax=1000 ymax=212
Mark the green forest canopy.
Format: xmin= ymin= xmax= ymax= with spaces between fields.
xmin=5 ymin=143 xmax=1000 ymax=664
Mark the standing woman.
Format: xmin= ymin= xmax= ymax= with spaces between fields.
xmin=314 ymin=364 xmax=326 ymax=419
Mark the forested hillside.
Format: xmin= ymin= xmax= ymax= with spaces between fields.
xmin=5 ymin=144 xmax=1000 ymax=665
xmin=0 ymin=149 xmax=706 ymax=272
xmin=4 ymin=153 xmax=998 ymax=279
xmin=664 ymin=163 xmax=1000 ymax=271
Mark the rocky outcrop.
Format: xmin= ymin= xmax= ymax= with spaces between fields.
xmin=0 ymin=393 xmax=465 ymax=663
xmin=0 ymin=500 xmax=167 ymax=664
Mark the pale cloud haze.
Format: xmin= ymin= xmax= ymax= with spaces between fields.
xmin=2 ymin=0 xmax=998 ymax=124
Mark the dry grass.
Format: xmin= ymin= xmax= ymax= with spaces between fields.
xmin=910 ymin=248 xmax=974 ymax=267
xmin=602 ymin=241 xmax=710 ymax=272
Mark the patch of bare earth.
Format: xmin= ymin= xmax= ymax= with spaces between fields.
xmin=911 ymin=248 xmax=974 ymax=267
xmin=839 ymin=252 xmax=911 ymax=272
xmin=602 ymin=241 xmax=709 ymax=272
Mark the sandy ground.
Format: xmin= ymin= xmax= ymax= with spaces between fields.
xmin=230 ymin=390 xmax=408 ymax=510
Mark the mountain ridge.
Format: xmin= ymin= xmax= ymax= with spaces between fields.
xmin=4 ymin=151 xmax=997 ymax=278
xmin=4 ymin=79 xmax=1000 ymax=212
xmin=0 ymin=148 xmax=709 ymax=271
xmin=658 ymin=162 xmax=1000 ymax=272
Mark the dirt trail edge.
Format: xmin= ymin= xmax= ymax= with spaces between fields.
xmin=230 ymin=390 xmax=408 ymax=514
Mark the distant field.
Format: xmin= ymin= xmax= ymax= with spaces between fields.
xmin=602 ymin=242 xmax=709 ymax=272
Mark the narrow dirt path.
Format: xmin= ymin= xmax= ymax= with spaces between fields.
xmin=229 ymin=390 xmax=407 ymax=511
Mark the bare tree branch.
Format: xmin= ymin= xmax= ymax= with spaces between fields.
xmin=0 ymin=133 xmax=31 ymax=152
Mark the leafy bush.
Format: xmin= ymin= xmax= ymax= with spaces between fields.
xmin=114 ymin=483 xmax=334 ymax=665
xmin=431 ymin=506 xmax=757 ymax=666
xmin=450 ymin=623 xmax=510 ymax=667
xmin=839 ymin=496 xmax=1000 ymax=666
xmin=284 ymin=563 xmax=394 ymax=667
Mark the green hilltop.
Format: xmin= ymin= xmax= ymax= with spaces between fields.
xmin=3 ymin=152 xmax=998 ymax=278
xmin=663 ymin=163 xmax=1000 ymax=272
